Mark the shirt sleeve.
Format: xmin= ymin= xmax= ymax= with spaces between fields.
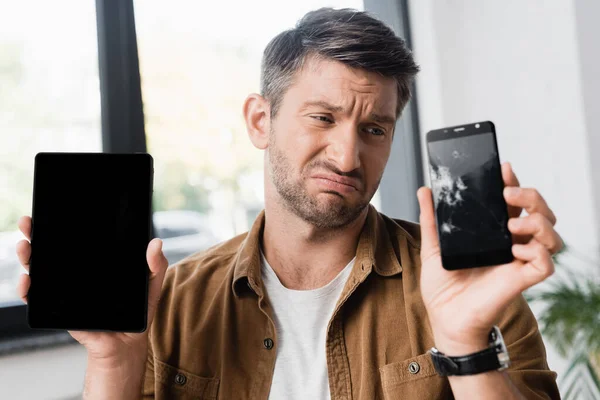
xmin=499 ymin=294 xmax=561 ymax=399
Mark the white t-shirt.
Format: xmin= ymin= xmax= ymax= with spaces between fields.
xmin=261 ymin=252 xmax=355 ymax=400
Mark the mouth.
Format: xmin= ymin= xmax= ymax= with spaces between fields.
xmin=311 ymin=173 xmax=361 ymax=194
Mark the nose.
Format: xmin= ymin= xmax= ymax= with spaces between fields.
xmin=326 ymin=125 xmax=361 ymax=173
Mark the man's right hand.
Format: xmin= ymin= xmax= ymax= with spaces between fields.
xmin=14 ymin=215 xmax=169 ymax=397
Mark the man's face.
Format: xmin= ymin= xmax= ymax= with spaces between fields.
xmin=267 ymin=57 xmax=398 ymax=229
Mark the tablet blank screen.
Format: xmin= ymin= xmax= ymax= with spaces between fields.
xmin=28 ymin=152 xmax=153 ymax=332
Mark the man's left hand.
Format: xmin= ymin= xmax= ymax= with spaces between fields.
xmin=417 ymin=162 xmax=563 ymax=355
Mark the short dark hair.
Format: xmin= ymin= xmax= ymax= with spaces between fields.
xmin=260 ymin=7 xmax=420 ymax=119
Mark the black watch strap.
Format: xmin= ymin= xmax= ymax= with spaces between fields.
xmin=429 ymin=326 xmax=511 ymax=376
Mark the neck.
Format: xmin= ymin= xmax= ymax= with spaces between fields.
xmin=261 ymin=197 xmax=367 ymax=290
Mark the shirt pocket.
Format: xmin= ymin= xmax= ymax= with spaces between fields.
xmin=154 ymin=358 xmax=220 ymax=400
xmin=379 ymin=353 xmax=451 ymax=400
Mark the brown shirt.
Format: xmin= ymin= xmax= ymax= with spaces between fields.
xmin=142 ymin=205 xmax=560 ymax=399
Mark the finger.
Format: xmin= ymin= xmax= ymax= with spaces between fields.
xmin=16 ymin=239 xmax=32 ymax=272
xmin=508 ymin=214 xmax=564 ymax=254
xmin=17 ymin=273 xmax=30 ymax=304
xmin=147 ymin=238 xmax=169 ymax=280
xmin=504 ymin=187 xmax=557 ymax=225
xmin=501 ymin=162 xmax=523 ymax=219
xmin=511 ymin=233 xmax=531 ymax=246
xmin=512 ymin=240 xmax=555 ymax=290
xmin=17 ymin=216 xmax=32 ymax=241
xmin=146 ymin=238 xmax=169 ymax=327
xmin=417 ymin=186 xmax=440 ymax=261
xmin=501 ymin=161 xmax=521 ymax=187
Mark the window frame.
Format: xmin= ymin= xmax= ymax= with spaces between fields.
xmin=0 ymin=0 xmax=149 ymax=348
xmin=0 ymin=0 xmax=421 ymax=349
xmin=363 ymin=0 xmax=424 ymax=222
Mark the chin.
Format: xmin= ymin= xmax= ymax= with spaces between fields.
xmin=315 ymin=191 xmax=350 ymax=203
xmin=317 ymin=193 xmax=364 ymax=211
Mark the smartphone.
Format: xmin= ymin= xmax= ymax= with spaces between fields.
xmin=425 ymin=121 xmax=513 ymax=270
xmin=27 ymin=152 xmax=154 ymax=332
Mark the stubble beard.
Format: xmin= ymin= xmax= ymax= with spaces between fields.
xmin=268 ymin=130 xmax=376 ymax=230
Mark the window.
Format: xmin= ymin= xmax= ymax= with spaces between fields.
xmin=0 ymin=0 xmax=101 ymax=306
xmin=0 ymin=0 xmax=392 ymax=342
xmin=133 ymin=0 xmax=368 ymax=265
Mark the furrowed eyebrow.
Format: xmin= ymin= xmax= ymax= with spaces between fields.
xmin=368 ymin=112 xmax=396 ymax=125
xmin=300 ymin=101 xmax=396 ymax=125
xmin=300 ymin=101 xmax=345 ymax=113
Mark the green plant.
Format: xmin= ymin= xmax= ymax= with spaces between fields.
xmin=525 ymin=244 xmax=600 ymax=399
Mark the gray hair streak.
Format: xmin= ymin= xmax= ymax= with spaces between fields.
xmin=260 ymin=7 xmax=420 ymax=119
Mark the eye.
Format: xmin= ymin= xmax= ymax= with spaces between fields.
xmin=311 ymin=115 xmax=334 ymax=123
xmin=365 ymin=126 xmax=386 ymax=136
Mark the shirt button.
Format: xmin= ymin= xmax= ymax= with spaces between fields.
xmin=408 ymin=361 xmax=420 ymax=374
xmin=174 ymin=372 xmax=187 ymax=385
xmin=263 ymin=338 xmax=274 ymax=350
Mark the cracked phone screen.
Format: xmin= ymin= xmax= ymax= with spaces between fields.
xmin=428 ymin=132 xmax=511 ymax=257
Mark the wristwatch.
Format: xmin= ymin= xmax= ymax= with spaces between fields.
xmin=428 ymin=326 xmax=511 ymax=376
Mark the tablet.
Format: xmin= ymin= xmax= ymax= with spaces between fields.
xmin=27 ymin=152 xmax=154 ymax=332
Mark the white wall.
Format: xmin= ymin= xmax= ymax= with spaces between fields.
xmin=574 ymin=0 xmax=600 ymax=244
xmin=408 ymin=0 xmax=600 ymax=383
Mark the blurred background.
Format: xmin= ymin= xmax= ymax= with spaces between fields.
xmin=0 ymin=0 xmax=598 ymax=398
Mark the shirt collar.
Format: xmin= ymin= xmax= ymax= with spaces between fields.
xmin=356 ymin=204 xmax=404 ymax=277
xmin=232 ymin=204 xmax=404 ymax=296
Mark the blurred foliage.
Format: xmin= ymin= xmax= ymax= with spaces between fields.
xmin=525 ymin=243 xmax=600 ymax=399
xmin=137 ymin=30 xmax=265 ymax=217
xmin=0 ymin=42 xmax=33 ymax=232
xmin=1 ymin=32 xmax=101 ymax=232
xmin=0 ymin=26 xmax=265 ymax=233
xmin=152 ymin=160 xmax=211 ymax=213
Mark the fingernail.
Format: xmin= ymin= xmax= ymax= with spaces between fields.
xmin=505 ymin=187 xmax=519 ymax=196
xmin=508 ymin=218 xmax=521 ymax=229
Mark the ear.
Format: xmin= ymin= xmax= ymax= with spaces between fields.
xmin=243 ymin=93 xmax=270 ymax=150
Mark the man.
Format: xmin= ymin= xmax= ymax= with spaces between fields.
xmin=16 ymin=7 xmax=562 ymax=399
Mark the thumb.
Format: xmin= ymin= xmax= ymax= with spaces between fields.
xmin=417 ymin=187 xmax=441 ymax=261
xmin=146 ymin=238 xmax=169 ymax=326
